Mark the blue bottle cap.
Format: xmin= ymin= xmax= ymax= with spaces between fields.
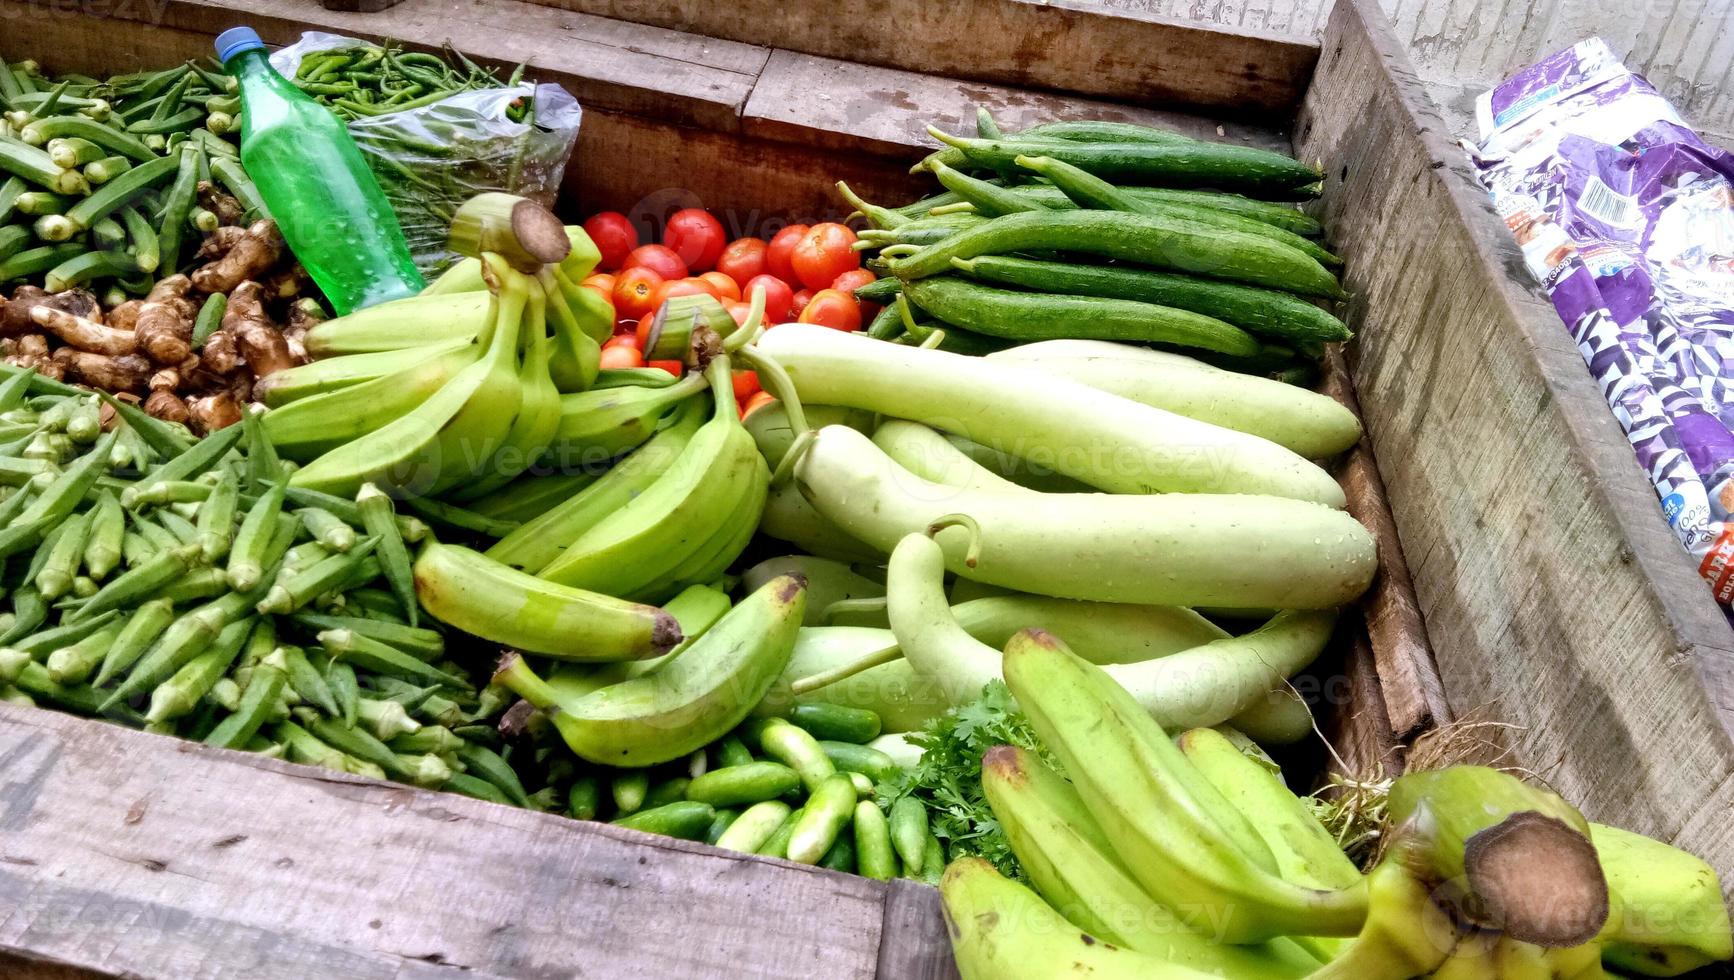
xmin=214 ymin=27 xmax=265 ymax=64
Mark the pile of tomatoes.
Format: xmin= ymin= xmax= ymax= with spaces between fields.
xmin=577 ymin=208 xmax=875 ymax=416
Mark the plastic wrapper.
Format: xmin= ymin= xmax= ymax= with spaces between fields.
xmin=1468 ymin=38 xmax=1734 ymax=613
xmin=271 ymin=33 xmax=582 ymax=275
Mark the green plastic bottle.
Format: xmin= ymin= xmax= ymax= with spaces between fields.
xmin=215 ymin=27 xmax=424 ymax=314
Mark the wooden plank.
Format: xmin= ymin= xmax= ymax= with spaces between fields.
xmin=1302 ymin=0 xmax=1734 ymax=894
xmin=519 ymin=0 xmax=1319 ymax=116
xmin=1321 ymin=345 xmax=1451 ymax=738
xmin=743 ymin=50 xmax=1293 ymax=161
xmin=0 ymin=704 xmax=906 ymax=979
xmin=23 ymin=0 xmax=769 ymax=133
xmin=875 ymin=881 xmax=959 ymax=980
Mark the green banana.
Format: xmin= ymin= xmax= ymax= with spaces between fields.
xmin=448 ymin=277 xmax=564 ymax=502
xmin=465 ymin=469 xmax=602 ymax=524
xmin=291 ymin=255 xmax=528 ymax=498
xmin=262 ymin=340 xmax=479 ymax=461
xmin=940 ymin=857 xmax=1219 ymax=980
xmin=742 ymin=555 xmax=886 ymax=627
xmin=485 ymin=398 xmax=706 ymax=572
xmin=413 ymin=541 xmax=681 ymax=661
xmin=759 ymin=482 xmax=881 ymax=562
xmin=1002 ymin=628 xmax=1367 ymax=944
xmin=493 ymin=573 xmax=805 ymax=767
xmin=539 ymin=266 xmax=602 ymax=392
xmin=1177 ymin=727 xmax=1363 ymax=891
xmin=537 ymin=355 xmax=769 ymax=599
xmin=628 ymin=430 xmax=768 ymax=602
xmin=1591 ymin=822 xmax=1732 ymax=976
xmin=254 ymin=339 xmax=471 ymax=408
xmin=302 ymin=291 xmax=490 ymax=356
xmin=1309 ymin=862 xmax=1466 ymax=980
xmin=543 ymin=372 xmax=708 ymax=470
xmin=981 ymin=744 xmax=1319 ymax=977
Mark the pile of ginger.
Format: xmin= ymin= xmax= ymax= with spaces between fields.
xmin=0 ymin=217 xmax=318 ymax=434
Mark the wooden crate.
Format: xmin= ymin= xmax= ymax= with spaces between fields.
xmin=1 ymin=0 xmax=1701 ymax=974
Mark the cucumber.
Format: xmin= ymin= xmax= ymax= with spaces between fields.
xmin=903 ymin=276 xmax=1259 ymax=355
xmin=1016 ymin=121 xmax=1197 ymax=145
xmin=686 ymin=760 xmax=802 ymax=807
xmin=942 ymin=184 xmax=1323 ymax=236
xmin=819 ymin=740 xmax=902 ymax=783
xmin=889 ymin=209 xmax=1341 ymax=299
xmin=951 ymin=255 xmax=1347 ymax=346
xmin=934 ymin=133 xmax=1322 ymax=195
xmin=612 ymin=800 xmax=716 ymax=841
xmin=787 ymin=703 xmax=882 ymax=744
xmin=852 ymin=277 xmax=903 ymax=305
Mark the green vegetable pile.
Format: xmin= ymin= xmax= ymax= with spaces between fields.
xmin=287 ymin=41 xmax=529 ymax=122
xmin=875 ymin=681 xmax=1056 ymax=883
xmin=0 ymin=58 xmax=260 ymax=297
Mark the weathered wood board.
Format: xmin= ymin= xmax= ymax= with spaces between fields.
xmin=517 ymin=0 xmax=1319 ymax=117
xmin=1299 ymin=0 xmax=1734 ymax=893
xmin=0 ymin=705 xmax=953 ymax=979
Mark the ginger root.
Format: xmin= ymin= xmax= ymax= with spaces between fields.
xmin=192 ymin=219 xmax=284 ymax=295
xmin=107 ymin=299 xmax=143 ymax=333
xmin=197 ymin=180 xmax=245 ymax=228
xmin=200 ymin=325 xmax=243 ymax=376
xmin=52 ymin=348 xmax=151 ymax=394
xmin=31 ymin=305 xmax=137 ymax=356
xmin=187 ymin=391 xmax=243 ymax=433
xmin=143 ymin=389 xmax=190 ymax=425
xmin=225 ymin=281 xmax=296 ymax=378
xmin=134 ymin=276 xmax=196 ymax=366
xmin=3 ymin=286 xmax=99 ymax=337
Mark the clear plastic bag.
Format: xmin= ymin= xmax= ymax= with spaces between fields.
xmin=271 ymin=33 xmax=582 ymax=275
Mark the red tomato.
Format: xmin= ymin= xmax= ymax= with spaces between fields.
xmin=716 ymin=237 xmax=767 ymax=287
xmin=790 ymin=223 xmax=860 ymax=291
xmin=599 ymin=344 xmax=645 ymax=370
xmin=650 ymin=277 xmax=714 ymax=310
xmin=611 ymin=268 xmax=665 ymax=322
xmin=583 ymin=212 xmax=638 ymax=271
xmin=765 ymin=225 xmax=808 ymax=284
xmin=732 ymin=370 xmax=761 ymax=401
xmin=663 ymin=209 xmax=726 ymax=272
xmin=741 ymin=390 xmax=776 ymax=419
xmin=797 ymin=289 xmax=862 ymax=331
xmin=699 ymin=271 xmax=741 ymax=302
xmin=603 ymin=333 xmax=640 ymax=351
xmin=582 ymin=273 xmax=616 ymax=297
xmin=723 ymin=301 xmax=755 ymax=329
xmin=648 ymin=359 xmax=685 ymax=377
xmin=743 ymin=275 xmax=795 ymax=323
xmin=790 ymin=288 xmax=814 ymax=319
xmin=625 ymin=244 xmax=688 ymax=281
xmin=830 ymin=268 xmax=876 ymax=297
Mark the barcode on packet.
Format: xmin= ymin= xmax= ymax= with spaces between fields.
xmin=1577 ymin=176 xmax=1638 ymax=227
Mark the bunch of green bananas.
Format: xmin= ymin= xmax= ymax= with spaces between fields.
xmin=255 ymin=217 xmax=610 ymax=501
xmin=938 ymin=629 xmax=1733 ymax=979
xmin=481 ymin=343 xmax=770 ymax=606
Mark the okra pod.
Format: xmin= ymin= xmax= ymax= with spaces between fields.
xmin=122 ymin=419 xmax=242 ymax=508
xmin=387 ymin=724 xmax=462 ymax=756
xmin=80 ymin=490 xmax=123 ymax=582
xmin=102 ymin=587 xmax=262 ymax=709
xmin=203 ymin=651 xmax=287 ymax=749
xmin=305 ymin=715 xmax=413 ymax=780
xmin=297 ymin=506 xmax=356 ymax=552
xmin=43 ymin=622 xmax=121 ymax=685
xmin=255 ymin=536 xmax=377 ymax=615
xmin=145 ymin=616 xmax=252 ymax=723
xmin=356 ymin=483 xmax=416 ymax=626
xmin=35 ymin=506 xmax=92 ymax=599
xmin=445 ymin=771 xmax=510 ymax=805
xmin=74 ymin=543 xmax=198 ymax=622
xmin=152 ymin=508 xmax=199 ymax=547
xmin=91 ymin=598 xmax=174 ymax=688
xmin=1 ymin=588 xmax=46 ymax=646
xmin=195 ymin=469 xmax=238 ymax=561
xmin=276 ymin=719 xmax=382 ymax=778
xmin=455 ymin=742 xmax=531 ymax=808
xmin=355 ymin=696 xmax=419 ymax=741
xmin=287 ymin=612 xmax=442 ymax=660
xmin=16 ymin=661 xmax=142 ymax=722
xmin=319 ymin=628 xmax=468 ymax=690
xmin=153 ymin=566 xmax=228 ymax=604
xmin=191 ymin=292 xmax=226 ymax=349
xmin=7 ymin=608 xmax=119 ymax=658
xmin=280 ymin=644 xmax=338 ymax=716
xmin=326 ymin=660 xmax=358 ymax=726
xmin=226 ymin=480 xmax=285 ymax=591
xmin=153 ymin=142 xmax=198 ymax=281
xmin=6 ymin=429 xmax=117 ymax=556
xmin=120 ymin=530 xmax=156 ymax=566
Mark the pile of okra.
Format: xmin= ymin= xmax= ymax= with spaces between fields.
xmin=0 ymin=363 xmax=532 ymax=808
xmin=0 ymin=58 xmax=264 ymax=297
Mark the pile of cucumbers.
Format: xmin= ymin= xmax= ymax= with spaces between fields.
xmin=0 ymin=58 xmax=261 ymax=297
xmin=0 ymin=363 xmax=544 ymax=808
xmin=844 ymin=112 xmax=1349 ymax=381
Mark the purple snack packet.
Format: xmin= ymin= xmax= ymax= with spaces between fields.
xmin=1469 ymin=38 xmax=1734 ymax=611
